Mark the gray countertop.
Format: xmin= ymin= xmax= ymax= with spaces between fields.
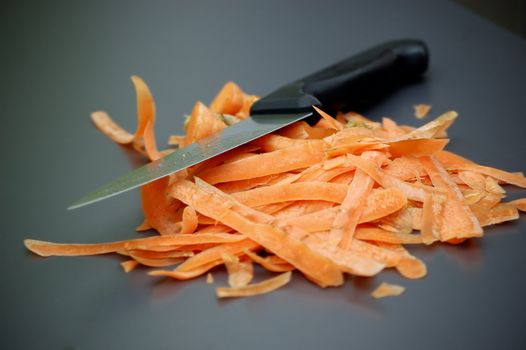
xmin=2 ymin=0 xmax=526 ymax=349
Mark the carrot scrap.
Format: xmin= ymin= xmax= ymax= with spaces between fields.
xmin=413 ymin=104 xmax=431 ymax=119
xmin=25 ymin=80 xmax=525 ymax=300
xmin=371 ymin=282 xmax=406 ymax=298
xmin=121 ymin=260 xmax=139 ymax=273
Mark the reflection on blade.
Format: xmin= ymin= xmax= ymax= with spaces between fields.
xmin=69 ymin=112 xmax=312 ymax=209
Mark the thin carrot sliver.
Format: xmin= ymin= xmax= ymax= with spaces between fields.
xmin=24 ymin=233 xmax=244 ymax=257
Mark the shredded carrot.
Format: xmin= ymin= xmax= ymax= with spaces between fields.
xmin=25 ymin=81 xmax=526 ymax=300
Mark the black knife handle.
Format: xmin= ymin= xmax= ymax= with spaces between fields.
xmin=250 ymin=39 xmax=428 ymax=116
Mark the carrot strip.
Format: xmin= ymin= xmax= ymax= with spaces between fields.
xmin=301 ymin=233 xmax=385 ymax=276
xmin=393 ymin=111 xmax=457 ymax=141
xmin=331 ymin=152 xmax=381 ymax=248
xmin=149 ymin=261 xmax=222 ymax=280
xmin=129 ymin=254 xmax=185 ymax=268
xmin=130 ymin=76 xmax=161 ymax=161
xmin=215 ymin=174 xmax=279 ymax=193
xmin=194 ymin=177 xmax=275 ymax=224
xmin=24 ymin=233 xmax=244 ymax=257
xmin=251 ymin=134 xmax=315 ymax=152
xmin=216 ymin=271 xmax=292 ymax=298
xmin=473 ymin=204 xmax=519 ymax=226
xmin=421 ymin=192 xmax=445 ymax=244
xmin=122 ymin=249 xmax=194 ymax=259
xmin=451 ymin=164 xmax=526 ymax=188
xmin=198 ymin=141 xmax=328 ymax=184
xmin=388 ymin=138 xmax=449 ymax=158
xmin=232 ymin=182 xmax=348 ymax=206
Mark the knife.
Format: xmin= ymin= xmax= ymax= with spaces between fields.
xmin=69 ymin=39 xmax=428 ymax=210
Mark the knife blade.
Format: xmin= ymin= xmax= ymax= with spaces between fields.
xmin=69 ymin=38 xmax=428 ymax=209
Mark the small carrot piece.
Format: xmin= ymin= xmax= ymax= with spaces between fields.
xmin=198 ymin=140 xmax=328 ymax=184
xmin=371 ymin=282 xmax=405 ymax=298
xmin=413 ymin=104 xmax=431 ymax=119
xmin=24 ymin=234 xmax=244 ymax=257
xmin=216 ymin=271 xmax=292 ymax=298
xmin=232 ymin=182 xmax=348 ymax=206
xmin=331 ymin=152 xmax=381 ymax=248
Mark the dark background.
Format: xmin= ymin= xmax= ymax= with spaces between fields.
xmin=455 ymin=0 xmax=526 ymax=38
xmin=2 ymin=1 xmax=526 ymax=349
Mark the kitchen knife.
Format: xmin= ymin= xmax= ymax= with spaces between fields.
xmin=69 ymin=39 xmax=428 ymax=210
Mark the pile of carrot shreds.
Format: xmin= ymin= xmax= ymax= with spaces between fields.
xmin=25 ymin=76 xmax=526 ymax=299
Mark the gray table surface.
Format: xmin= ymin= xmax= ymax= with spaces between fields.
xmin=2 ymin=0 xmax=526 ymax=349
